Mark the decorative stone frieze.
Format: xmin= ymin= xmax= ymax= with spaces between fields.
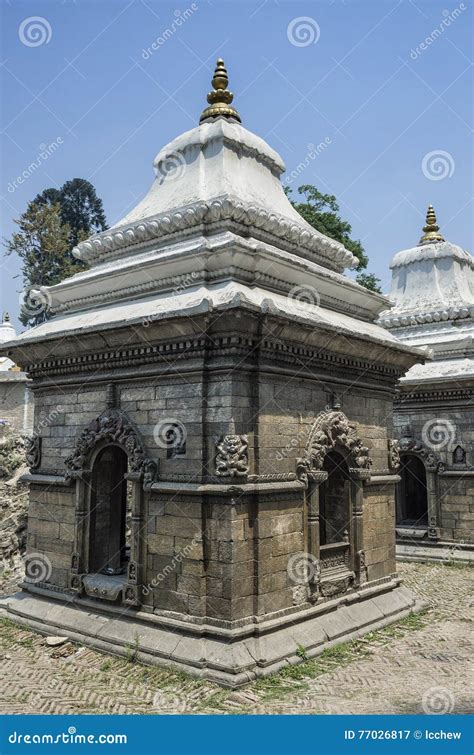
xmin=73 ymin=197 xmax=357 ymax=274
xmin=24 ymin=333 xmax=405 ymax=384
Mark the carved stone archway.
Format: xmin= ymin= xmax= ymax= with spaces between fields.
xmin=65 ymin=408 xmax=157 ymax=606
xmin=296 ymin=410 xmax=372 ymax=483
xmin=397 ymin=437 xmax=442 ymax=539
xmin=296 ymin=411 xmax=372 ymax=601
xmin=65 ymin=408 xmax=157 ymax=484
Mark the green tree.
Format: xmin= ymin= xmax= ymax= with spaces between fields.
xmin=353 ymin=272 xmax=384 ymax=293
xmin=5 ymin=179 xmax=108 ymax=328
xmin=286 ymin=184 xmax=382 ymax=293
xmin=33 ymin=178 xmax=107 ymax=248
xmin=6 ymin=203 xmax=72 ymax=327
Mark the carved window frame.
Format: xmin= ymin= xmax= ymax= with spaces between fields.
xmin=397 ymin=439 xmax=442 ymax=540
xmin=296 ymin=410 xmax=372 ymax=598
xmin=66 ymin=408 xmax=156 ymax=606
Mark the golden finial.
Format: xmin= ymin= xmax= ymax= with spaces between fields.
xmin=419 ymin=205 xmax=445 ymax=245
xmin=199 ymin=59 xmax=241 ymax=125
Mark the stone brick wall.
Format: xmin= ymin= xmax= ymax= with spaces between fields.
xmin=0 ymin=377 xmax=33 ymax=433
xmin=27 ymin=484 xmax=75 ymax=588
xmin=145 ymin=492 xmax=204 ymax=616
xmin=395 ymin=392 xmax=473 ymax=544
xmin=24 ymin=315 xmax=404 ymax=626
xmin=363 ymin=486 xmax=396 ymax=580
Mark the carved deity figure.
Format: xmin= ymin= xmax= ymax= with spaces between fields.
xmin=388 ymin=439 xmax=401 ymax=470
xmin=24 ymin=435 xmax=41 ymax=470
xmin=215 ymin=434 xmax=249 ymax=477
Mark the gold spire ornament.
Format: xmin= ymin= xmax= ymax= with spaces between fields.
xmin=199 ymin=59 xmax=241 ymax=124
xmin=419 ymin=205 xmax=445 ymax=245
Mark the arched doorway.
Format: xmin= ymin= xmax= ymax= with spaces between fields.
xmin=89 ymin=445 xmax=130 ymax=575
xmin=319 ymin=451 xmax=351 ymax=545
xmin=397 ymin=454 xmax=428 ymax=526
xmin=297 ymin=409 xmax=371 ymax=595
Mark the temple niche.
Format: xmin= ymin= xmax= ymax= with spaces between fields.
xmin=379 ymin=207 xmax=474 ymax=562
xmin=0 ymin=60 xmax=426 ymax=686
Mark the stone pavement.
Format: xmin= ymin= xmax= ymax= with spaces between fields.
xmin=1 ymin=562 xmax=473 ymax=715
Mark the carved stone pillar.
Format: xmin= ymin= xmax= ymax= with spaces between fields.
xmin=306 ymin=471 xmax=328 ymax=600
xmin=426 ymin=467 xmax=440 ymax=539
xmin=124 ymin=476 xmax=144 ymax=606
xmin=349 ymin=468 xmax=370 ymax=585
xmin=70 ymin=471 xmax=90 ymax=592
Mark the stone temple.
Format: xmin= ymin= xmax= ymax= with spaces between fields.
xmin=379 ymin=207 xmax=474 ymax=563
xmin=0 ymin=312 xmax=33 ymax=433
xmin=0 ymin=60 xmax=426 ymax=685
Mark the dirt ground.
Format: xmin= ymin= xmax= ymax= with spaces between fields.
xmin=1 ymin=560 xmax=472 ymax=715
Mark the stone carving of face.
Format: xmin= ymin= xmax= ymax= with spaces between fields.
xmin=224 ymin=435 xmax=241 ymax=455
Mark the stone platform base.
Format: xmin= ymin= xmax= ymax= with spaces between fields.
xmin=0 ymin=581 xmax=425 ymax=688
xmin=396 ymin=540 xmax=474 ymax=564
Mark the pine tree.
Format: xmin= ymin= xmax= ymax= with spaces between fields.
xmin=6 ymin=203 xmax=72 ymax=327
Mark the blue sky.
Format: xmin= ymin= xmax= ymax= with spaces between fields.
xmin=1 ymin=0 xmax=472 ymax=330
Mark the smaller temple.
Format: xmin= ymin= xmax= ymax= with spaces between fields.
xmin=0 ymin=313 xmax=33 ymax=433
xmin=379 ymin=206 xmax=474 ymax=562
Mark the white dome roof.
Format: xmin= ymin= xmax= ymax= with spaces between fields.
xmin=379 ymin=207 xmax=474 ymax=384
xmin=0 ymin=313 xmax=15 ymax=344
xmin=72 ymin=119 xmax=357 ymax=274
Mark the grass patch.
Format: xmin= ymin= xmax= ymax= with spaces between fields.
xmin=195 ymin=690 xmax=229 ymax=711
xmin=0 ymin=617 xmax=23 ymax=646
xmin=17 ymin=636 xmax=34 ymax=648
xmin=254 ymin=610 xmax=430 ymax=699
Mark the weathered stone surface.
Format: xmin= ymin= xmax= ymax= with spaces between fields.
xmin=0 ymin=66 xmax=428 ymax=679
